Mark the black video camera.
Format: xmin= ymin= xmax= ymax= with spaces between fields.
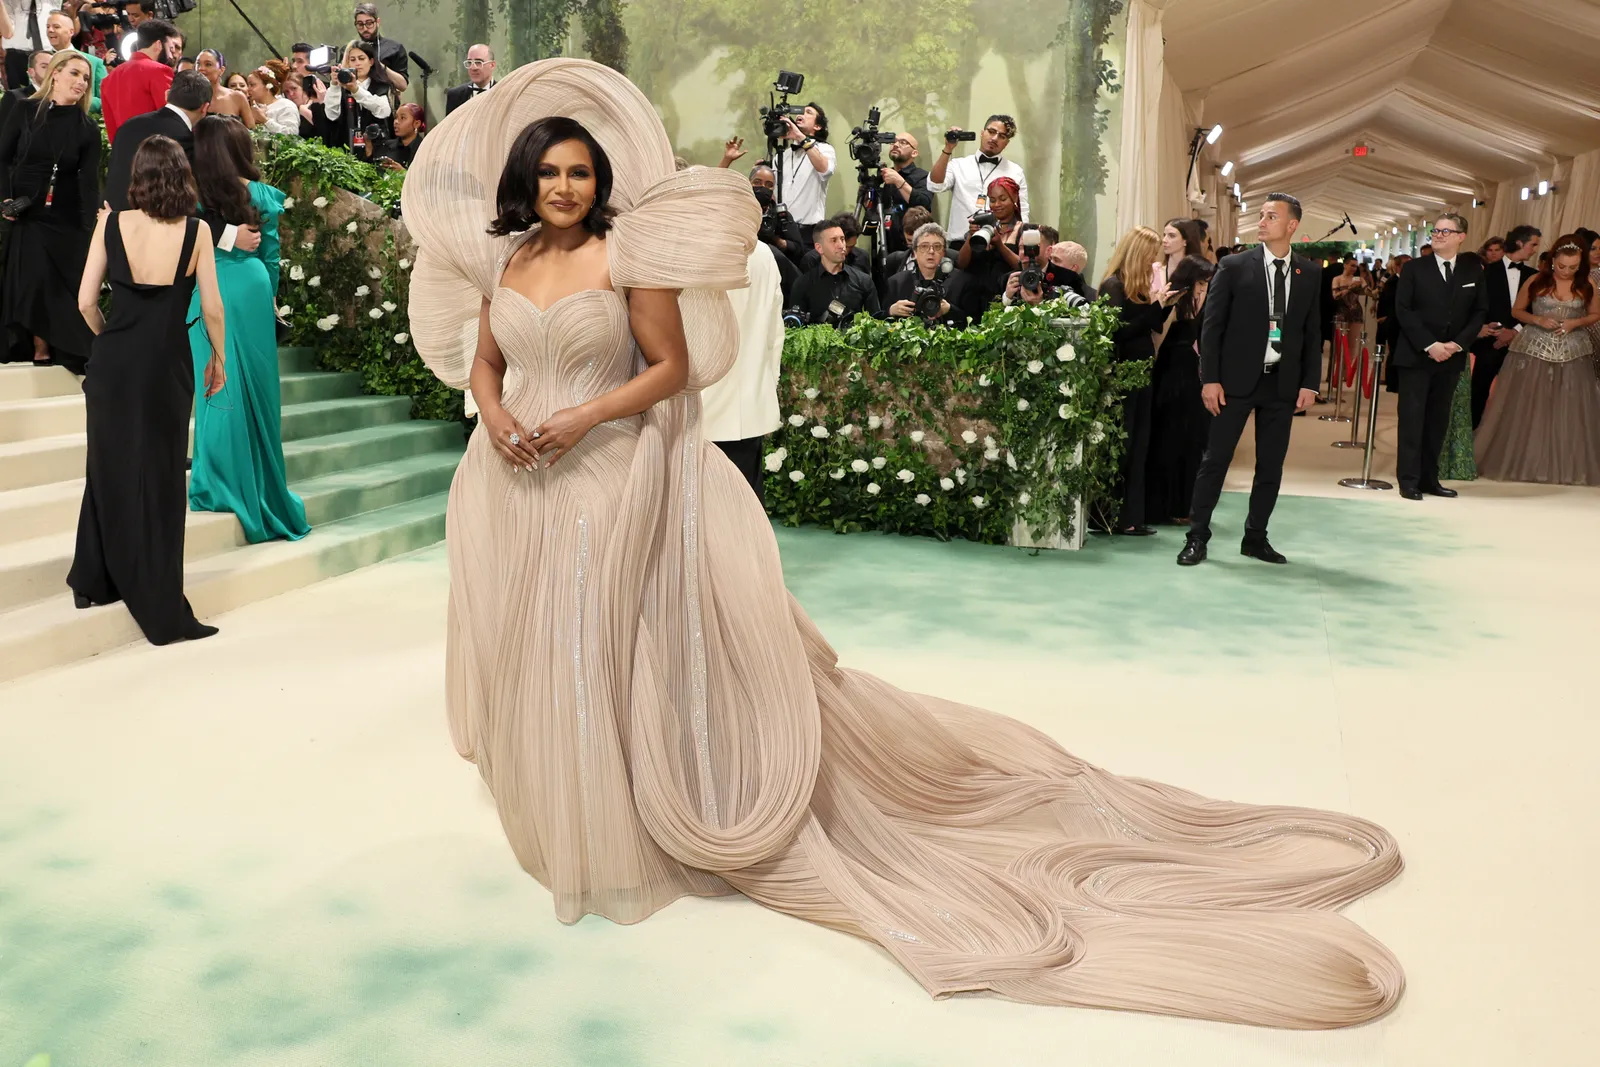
xmin=782 ymin=306 xmax=809 ymax=329
xmin=337 ymin=67 xmax=356 ymax=86
xmin=967 ymin=210 xmax=998 ymax=251
xmin=1018 ymin=227 xmax=1046 ymax=295
xmin=759 ymin=70 xmax=807 ymax=142
xmin=848 ymin=106 xmax=896 ymax=171
xmin=945 ymin=130 xmax=978 ymax=144
xmin=913 ymin=261 xmax=953 ymax=322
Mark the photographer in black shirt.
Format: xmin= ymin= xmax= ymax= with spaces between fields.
xmin=369 ymin=102 xmax=425 ymax=170
xmin=746 ymin=160 xmax=805 ymax=269
xmin=885 ymin=223 xmax=973 ymax=327
xmin=799 ymin=212 xmax=869 ymax=274
xmin=880 ymin=132 xmax=932 ymax=256
xmin=790 ymin=214 xmax=880 ymax=327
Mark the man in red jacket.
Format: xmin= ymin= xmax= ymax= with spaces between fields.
xmin=100 ymin=18 xmax=181 ymax=142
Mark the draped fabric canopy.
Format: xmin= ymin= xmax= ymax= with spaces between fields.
xmin=1123 ymin=0 xmax=1600 ymax=247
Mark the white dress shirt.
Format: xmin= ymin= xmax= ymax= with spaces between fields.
xmin=324 ymin=78 xmax=392 ymax=121
xmin=926 ymin=152 xmax=1029 ymax=230
xmin=702 ymin=242 xmax=784 ymax=442
xmin=1504 ymin=259 xmax=1524 ymax=322
xmin=1263 ymin=247 xmax=1291 ymax=366
xmin=778 ymin=140 xmax=835 ymax=227
xmin=1 ymin=0 xmax=53 ymax=52
xmin=1435 ymin=254 xmax=1457 ymax=283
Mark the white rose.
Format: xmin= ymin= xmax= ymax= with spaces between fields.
xmin=1017 ymin=398 xmax=1030 ymax=411
xmin=1027 ymin=359 xmax=1044 ymax=374
xmin=1059 ymin=403 xmax=1072 ymax=419
xmin=909 ymin=430 xmax=925 ymax=444
xmin=301 ymin=240 xmax=314 ymax=250
xmin=939 ymin=477 xmax=955 ymax=490
xmin=383 ymin=301 xmax=397 ymax=312
xmin=354 ymin=285 xmax=370 ymax=298
xmin=830 ymin=468 xmax=846 ymax=480
xmin=368 ymin=307 xmax=384 ymax=319
xmin=960 ymin=430 xmax=978 ymax=444
xmin=282 ymin=197 xmax=295 ymax=209
xmin=1092 ymin=420 xmax=1104 ymax=433
xmin=764 ymin=452 xmax=785 ymax=472
xmin=871 ymin=456 xmax=887 ymax=469
xmin=789 ymin=470 xmax=805 ymax=483
xmin=394 ymin=332 xmax=409 ymax=345
xmin=867 ymin=482 xmax=881 ymax=495
xmin=1018 ymin=491 xmax=1032 ymax=505
xmin=1090 ymin=431 xmax=1106 ymax=445
xmin=971 ymin=495 xmax=987 ymax=509
xmin=955 ymin=467 xmax=967 ymax=484
xmin=788 ymin=413 xmax=806 ymax=427
xmin=276 ymin=305 xmax=292 ymax=317
xmin=398 ymin=258 xmax=411 ymax=270
xmin=289 ymin=265 xmax=305 ymax=281
xmin=896 ymin=469 xmax=914 ymax=483
xmin=851 ymin=459 xmax=870 ymax=473
xmin=811 ymin=425 xmax=830 ymax=439
xmin=838 ymin=424 xmax=855 ymax=438
xmin=803 ymin=387 xmax=820 ymax=400
xmin=977 ymin=374 xmax=991 ymax=387
xmin=316 ymin=316 xmax=336 ymax=332
xmin=312 ymin=196 xmax=329 ymax=208
xmin=914 ymin=493 xmax=931 ymax=506
xmin=1057 ymin=342 xmax=1076 ymax=362
xmin=307 ymin=276 xmax=321 ymax=288
xmin=983 ymin=435 xmax=996 ymax=449
xmin=346 ymin=220 xmax=359 ymax=234
xmin=1059 ymin=381 xmax=1075 ymax=397
xmin=984 ymin=447 xmax=1000 ymax=461
xmin=868 ymin=415 xmax=883 ymax=430
xmin=368 ymin=267 xmax=382 ymax=279
xmin=1006 ymin=451 xmax=1018 ymax=470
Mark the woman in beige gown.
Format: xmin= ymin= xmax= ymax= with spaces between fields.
xmin=403 ymin=59 xmax=1403 ymax=1030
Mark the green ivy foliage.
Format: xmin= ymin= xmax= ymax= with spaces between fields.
xmin=762 ymin=297 xmax=1145 ymax=545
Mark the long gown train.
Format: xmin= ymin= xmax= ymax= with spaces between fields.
xmin=403 ymin=59 xmax=1404 ymax=1030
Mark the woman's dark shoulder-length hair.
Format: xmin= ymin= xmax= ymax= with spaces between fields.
xmin=126 ymin=135 xmax=197 ymax=221
xmin=194 ymin=115 xmax=261 ymax=228
xmin=1170 ymin=253 xmax=1216 ymax=321
xmin=487 ymin=116 xmax=617 ymax=238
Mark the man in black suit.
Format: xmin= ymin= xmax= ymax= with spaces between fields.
xmin=1392 ymin=212 xmax=1488 ymax=500
xmin=444 ymin=43 xmax=495 ymax=116
xmin=1178 ymin=193 xmax=1322 ymax=567
xmin=103 ymin=70 xmax=212 ymax=211
xmin=1471 ymin=223 xmax=1540 ymax=427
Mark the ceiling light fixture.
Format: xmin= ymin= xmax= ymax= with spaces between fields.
xmin=1206 ymin=124 xmax=1223 ymax=145
xmin=1220 ymin=160 xmax=1234 ymax=177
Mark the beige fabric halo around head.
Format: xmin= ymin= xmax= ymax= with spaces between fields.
xmin=402 ymin=57 xmax=760 ymax=394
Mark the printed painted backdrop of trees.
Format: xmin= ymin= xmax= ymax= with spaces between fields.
xmin=179 ymin=0 xmax=1122 ymax=253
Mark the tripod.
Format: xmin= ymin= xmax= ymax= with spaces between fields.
xmin=854 ymin=170 xmax=889 ymax=292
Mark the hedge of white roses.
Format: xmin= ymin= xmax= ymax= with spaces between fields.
xmin=762 ymin=297 xmax=1145 ymax=545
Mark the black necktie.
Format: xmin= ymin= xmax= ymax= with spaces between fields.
xmin=26 ymin=1 xmax=44 ymax=51
xmin=1272 ymin=258 xmax=1286 ymax=319
xmin=977 ymin=154 xmax=1000 ymax=166
xmin=1444 ymin=260 xmax=1453 ymax=285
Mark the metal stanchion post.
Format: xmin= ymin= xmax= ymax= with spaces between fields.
xmin=1320 ymin=325 xmax=1351 ymax=423
xmin=1339 ymin=343 xmax=1393 ymax=491
xmin=1332 ymin=327 xmax=1366 ymax=448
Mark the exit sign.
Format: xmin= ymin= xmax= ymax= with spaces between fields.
xmin=1352 ymin=144 xmax=1372 ymax=157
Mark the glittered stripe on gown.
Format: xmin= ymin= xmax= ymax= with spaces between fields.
xmin=405 ymin=58 xmax=1404 ymax=1030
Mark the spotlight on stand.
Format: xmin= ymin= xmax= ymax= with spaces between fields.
xmin=1220 ymin=160 xmax=1234 ymax=177
xmin=1185 ymin=125 xmax=1224 ymax=196
xmin=1206 ymin=124 xmax=1223 ymax=145
xmin=1521 ymin=187 xmax=1531 ymax=201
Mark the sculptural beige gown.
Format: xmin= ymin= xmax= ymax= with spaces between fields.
xmin=404 ymin=60 xmax=1404 ymax=1030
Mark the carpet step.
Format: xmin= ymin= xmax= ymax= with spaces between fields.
xmin=0 ymin=492 xmax=449 ymax=684
xmin=0 ymin=479 xmax=81 ymax=546
xmin=279 ymin=370 xmax=364 ymax=406
xmin=0 ymin=364 xmax=80 ymax=402
xmin=280 ymin=395 xmax=415 ymax=442
xmin=278 ymin=346 xmax=318 ymax=374
xmin=0 ymin=394 xmax=85 ymax=443
xmin=283 ymin=421 xmax=464 ymax=482
xmin=0 ymin=433 xmax=85 ymax=493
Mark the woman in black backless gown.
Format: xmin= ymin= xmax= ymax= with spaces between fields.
xmin=0 ymin=51 xmax=101 ymax=373
xmin=67 ymin=136 xmax=229 ymax=645
xmin=1145 ymin=255 xmax=1217 ymax=524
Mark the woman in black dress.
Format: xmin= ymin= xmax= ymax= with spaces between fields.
xmin=1099 ymin=225 xmax=1183 ymax=535
xmin=1145 ymin=255 xmax=1216 ymax=524
xmin=0 ymin=50 xmax=101 ymax=373
xmin=68 ymin=136 xmax=229 ymax=645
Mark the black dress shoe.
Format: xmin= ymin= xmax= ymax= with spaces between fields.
xmin=1115 ymin=525 xmax=1158 ymax=536
xmin=1177 ymin=538 xmax=1207 ymax=566
xmin=1423 ymin=484 xmax=1458 ymax=498
xmin=1240 ymin=538 xmax=1288 ymax=564
xmin=73 ymin=593 xmax=93 ymax=610
xmin=1399 ymin=487 xmax=1423 ymax=500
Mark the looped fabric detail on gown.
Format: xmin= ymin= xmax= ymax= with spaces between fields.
xmin=404 ymin=57 xmax=1405 ymax=1030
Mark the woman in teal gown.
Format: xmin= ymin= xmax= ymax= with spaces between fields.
xmin=186 ymin=116 xmax=309 ymax=543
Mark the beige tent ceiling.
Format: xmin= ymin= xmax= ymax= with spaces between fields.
xmin=1155 ymin=0 xmax=1600 ymax=240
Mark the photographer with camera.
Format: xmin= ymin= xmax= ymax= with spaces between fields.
xmin=928 ymin=114 xmax=1029 ymax=233
xmin=954 ymin=175 xmax=1025 ymax=308
xmin=368 ymin=101 xmax=422 ymax=169
xmin=99 ymin=16 xmax=179 ymax=141
xmin=885 ymin=223 xmax=972 ymax=328
xmin=799 ymin=211 xmax=869 ymax=274
xmin=741 ymin=161 xmax=800 ymax=301
xmin=775 ymin=101 xmax=834 ymax=246
xmin=880 ymin=132 xmax=931 ymax=256
xmin=351 ymin=3 xmax=407 ymax=94
xmin=789 ymin=214 xmax=879 ymax=328
xmin=1046 ymin=239 xmax=1097 ymax=302
xmin=324 ymin=39 xmax=395 ymax=154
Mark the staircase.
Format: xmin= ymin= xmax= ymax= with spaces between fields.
xmin=0 ymin=346 xmax=463 ymax=683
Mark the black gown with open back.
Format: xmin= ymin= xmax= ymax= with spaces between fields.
xmin=67 ymin=213 xmax=218 ymax=645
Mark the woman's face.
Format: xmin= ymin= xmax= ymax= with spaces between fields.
xmin=1552 ymin=251 xmax=1581 ymax=282
xmin=51 ymin=58 xmax=91 ymax=104
xmin=226 ymin=73 xmax=249 ymax=92
xmin=988 ymin=185 xmax=1015 ymax=221
xmin=1192 ymin=279 xmax=1210 ymax=309
xmin=246 ymin=73 xmax=273 ymax=103
xmin=535 ymin=139 xmax=598 ymax=231
xmin=1161 ymin=225 xmax=1184 ymax=256
xmin=196 ymin=51 xmax=223 ymax=85
xmin=1343 ymin=260 xmax=1358 ymax=276
xmin=1482 ymin=242 xmax=1504 ymax=264
xmin=1589 ymin=239 xmax=1600 ymax=269
xmin=344 ymin=48 xmax=372 ymax=78
xmin=394 ymin=107 xmax=417 ymax=138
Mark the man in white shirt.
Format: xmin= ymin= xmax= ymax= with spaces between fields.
xmin=927 ymin=114 xmax=1029 ymax=232
xmin=703 ymin=240 xmax=785 ymax=504
xmin=775 ymin=101 xmax=836 ymax=245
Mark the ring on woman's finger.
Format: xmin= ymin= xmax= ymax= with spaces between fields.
xmin=509 ymin=431 xmax=521 ymax=446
